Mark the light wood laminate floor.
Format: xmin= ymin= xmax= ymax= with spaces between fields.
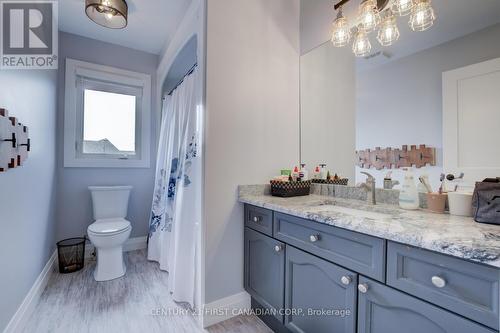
xmin=23 ymin=250 xmax=271 ymax=333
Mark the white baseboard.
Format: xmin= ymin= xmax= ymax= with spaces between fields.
xmin=201 ymin=291 xmax=251 ymax=328
xmin=84 ymin=236 xmax=148 ymax=258
xmin=3 ymin=250 xmax=57 ymax=333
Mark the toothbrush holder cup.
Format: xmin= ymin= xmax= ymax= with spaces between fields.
xmin=426 ymin=193 xmax=447 ymax=214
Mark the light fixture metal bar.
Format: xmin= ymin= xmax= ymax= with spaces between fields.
xmin=334 ymin=0 xmax=351 ymax=10
xmin=334 ymin=0 xmax=390 ymax=11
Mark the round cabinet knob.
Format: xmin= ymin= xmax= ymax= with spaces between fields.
xmin=253 ymin=216 xmax=261 ymax=223
xmin=431 ymin=276 xmax=446 ymax=288
xmin=358 ymin=283 xmax=369 ymax=294
xmin=341 ymin=276 xmax=352 ymax=285
xmin=309 ymin=234 xmax=320 ymax=243
xmin=274 ymin=245 xmax=283 ymax=253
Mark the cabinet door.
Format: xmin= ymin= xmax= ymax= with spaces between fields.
xmin=285 ymin=246 xmax=357 ymax=333
xmin=357 ymin=277 xmax=496 ymax=333
xmin=244 ymin=227 xmax=285 ymax=323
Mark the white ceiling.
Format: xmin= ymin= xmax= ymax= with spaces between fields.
xmin=335 ymin=0 xmax=500 ymax=69
xmin=58 ymin=0 xmax=192 ymax=55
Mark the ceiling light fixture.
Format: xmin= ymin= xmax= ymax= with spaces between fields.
xmin=393 ymin=0 xmax=414 ymax=16
xmin=331 ymin=6 xmax=351 ymax=47
xmin=358 ymin=0 xmax=381 ymax=32
xmin=85 ymin=0 xmax=128 ymax=29
xmin=409 ymin=0 xmax=435 ymax=32
xmin=377 ymin=9 xmax=400 ymax=46
xmin=352 ymin=28 xmax=372 ymax=57
xmin=331 ymin=0 xmax=436 ymax=57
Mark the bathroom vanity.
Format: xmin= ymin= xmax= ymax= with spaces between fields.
xmin=239 ymin=185 xmax=500 ymax=333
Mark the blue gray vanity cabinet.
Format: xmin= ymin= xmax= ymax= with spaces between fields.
xmin=285 ymin=246 xmax=357 ymax=333
xmin=243 ymin=204 xmax=500 ymax=333
xmin=274 ymin=212 xmax=386 ymax=282
xmin=244 ymin=227 xmax=285 ymax=323
xmin=357 ymin=276 xmax=496 ymax=333
xmin=245 ymin=205 xmax=274 ymax=236
xmin=387 ymin=241 xmax=500 ymax=330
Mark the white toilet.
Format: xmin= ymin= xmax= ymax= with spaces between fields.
xmin=87 ymin=186 xmax=133 ymax=282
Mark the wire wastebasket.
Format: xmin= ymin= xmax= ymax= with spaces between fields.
xmin=57 ymin=237 xmax=86 ymax=274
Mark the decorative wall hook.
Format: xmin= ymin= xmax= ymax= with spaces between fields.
xmin=356 ymin=144 xmax=436 ymax=170
xmin=0 ymin=108 xmax=31 ymax=172
xmin=20 ymin=138 xmax=31 ymax=152
xmin=3 ymin=132 xmax=16 ymax=148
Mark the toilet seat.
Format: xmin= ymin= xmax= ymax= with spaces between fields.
xmin=88 ymin=218 xmax=131 ymax=237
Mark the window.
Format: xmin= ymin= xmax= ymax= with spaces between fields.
xmin=83 ymin=90 xmax=136 ymax=156
xmin=64 ymin=59 xmax=151 ymax=168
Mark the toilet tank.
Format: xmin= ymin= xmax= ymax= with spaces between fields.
xmin=88 ymin=186 xmax=132 ymax=220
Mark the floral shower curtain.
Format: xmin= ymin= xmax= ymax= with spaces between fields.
xmin=148 ymin=68 xmax=200 ymax=308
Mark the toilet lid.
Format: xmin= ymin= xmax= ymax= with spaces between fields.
xmin=88 ymin=218 xmax=131 ymax=235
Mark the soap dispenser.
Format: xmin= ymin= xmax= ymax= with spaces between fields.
xmin=399 ymin=169 xmax=420 ymax=210
xmin=319 ymin=164 xmax=327 ymax=180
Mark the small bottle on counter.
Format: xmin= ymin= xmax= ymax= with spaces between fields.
xmin=292 ymin=166 xmax=300 ymax=181
xmin=299 ymin=164 xmax=309 ymax=181
xmin=312 ymin=166 xmax=321 ymax=179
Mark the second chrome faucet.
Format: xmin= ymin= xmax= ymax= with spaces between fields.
xmin=358 ymin=172 xmax=376 ymax=205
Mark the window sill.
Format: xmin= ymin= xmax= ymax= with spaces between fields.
xmin=63 ymin=156 xmax=150 ymax=168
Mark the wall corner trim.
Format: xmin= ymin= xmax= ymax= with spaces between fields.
xmin=3 ymin=250 xmax=57 ymax=333
xmin=200 ymin=291 xmax=251 ymax=329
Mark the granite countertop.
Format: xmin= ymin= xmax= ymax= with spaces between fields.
xmin=239 ymin=187 xmax=500 ymax=269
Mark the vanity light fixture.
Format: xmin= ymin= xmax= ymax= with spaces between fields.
xmin=331 ymin=6 xmax=352 ymax=47
xmin=393 ymin=0 xmax=414 ymax=16
xmin=409 ymin=0 xmax=436 ymax=32
xmin=85 ymin=0 xmax=128 ymax=29
xmin=377 ymin=9 xmax=400 ymax=46
xmin=358 ymin=0 xmax=381 ymax=32
xmin=352 ymin=28 xmax=372 ymax=57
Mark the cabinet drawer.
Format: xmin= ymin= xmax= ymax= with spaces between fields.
xmin=358 ymin=276 xmax=496 ymax=333
xmin=387 ymin=241 xmax=500 ymax=330
xmin=245 ymin=205 xmax=273 ymax=236
xmin=274 ymin=212 xmax=386 ymax=282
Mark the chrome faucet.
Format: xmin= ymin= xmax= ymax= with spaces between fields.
xmin=358 ymin=172 xmax=376 ymax=205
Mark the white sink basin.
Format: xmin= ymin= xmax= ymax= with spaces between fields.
xmin=309 ymin=205 xmax=390 ymax=220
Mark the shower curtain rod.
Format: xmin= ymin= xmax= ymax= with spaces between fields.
xmin=166 ymin=63 xmax=198 ymax=97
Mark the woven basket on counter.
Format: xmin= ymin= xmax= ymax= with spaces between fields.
xmin=270 ymin=180 xmax=311 ymax=198
xmin=311 ymin=178 xmax=349 ymax=186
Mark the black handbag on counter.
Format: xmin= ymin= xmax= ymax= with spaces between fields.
xmin=472 ymin=178 xmax=500 ymax=225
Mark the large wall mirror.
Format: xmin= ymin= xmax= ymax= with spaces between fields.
xmin=300 ymin=0 xmax=500 ymax=190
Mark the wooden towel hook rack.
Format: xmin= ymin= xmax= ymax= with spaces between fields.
xmin=356 ymin=145 xmax=436 ymax=170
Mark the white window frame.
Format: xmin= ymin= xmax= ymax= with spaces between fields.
xmin=64 ymin=58 xmax=151 ymax=168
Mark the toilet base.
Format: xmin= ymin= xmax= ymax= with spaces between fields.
xmin=94 ymin=246 xmax=126 ymax=282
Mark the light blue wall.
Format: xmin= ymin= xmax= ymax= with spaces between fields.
xmin=0 ymin=70 xmax=58 ymax=330
xmin=56 ymin=32 xmax=159 ymax=240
